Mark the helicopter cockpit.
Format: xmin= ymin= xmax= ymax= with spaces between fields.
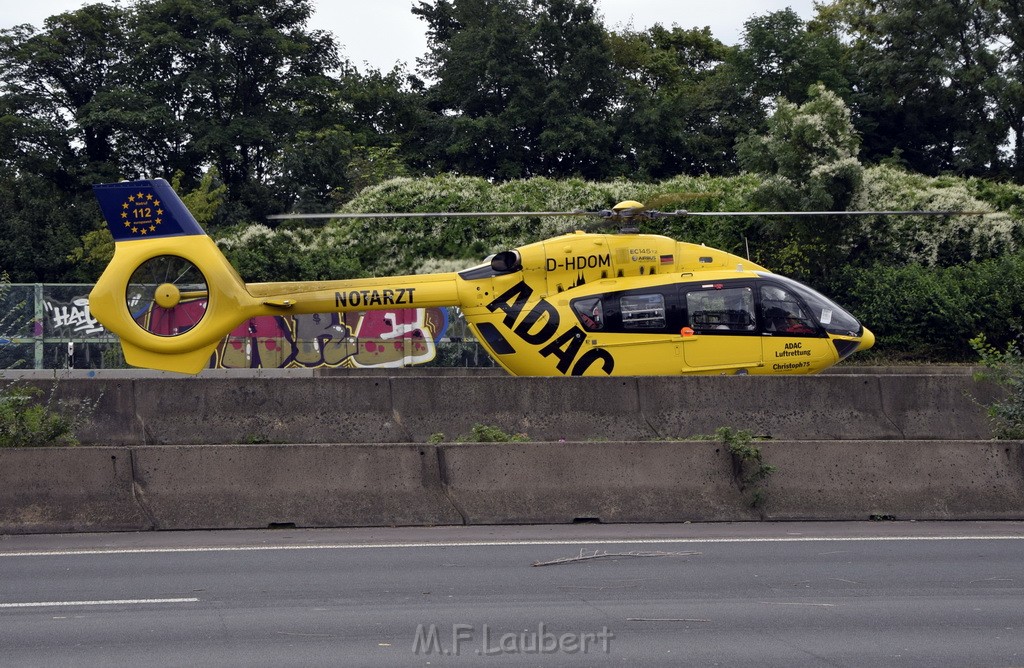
xmin=760 ymin=274 xmax=862 ymax=337
xmin=570 ymin=274 xmax=864 ymax=341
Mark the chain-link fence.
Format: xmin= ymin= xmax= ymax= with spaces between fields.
xmin=0 ymin=284 xmax=495 ymax=370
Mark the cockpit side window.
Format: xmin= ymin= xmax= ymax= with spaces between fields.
xmin=760 ymin=284 xmax=817 ymax=335
xmin=573 ymin=297 xmax=604 ymax=331
xmin=685 ymin=286 xmax=756 ymax=333
xmin=758 ymin=273 xmax=862 ymax=337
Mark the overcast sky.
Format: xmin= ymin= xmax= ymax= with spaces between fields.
xmin=4 ymin=0 xmax=817 ymax=71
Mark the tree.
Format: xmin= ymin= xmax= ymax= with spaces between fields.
xmin=607 ymin=24 xmax=749 ymax=178
xmin=528 ymin=0 xmax=618 ymax=177
xmin=0 ymin=3 xmax=133 ymax=189
xmin=991 ymin=0 xmax=1024 ymax=181
xmin=0 ymin=4 xmax=136 ymax=281
xmin=823 ymin=0 xmax=1006 ymax=178
xmin=131 ymin=0 xmax=344 ymax=222
xmin=736 ymin=84 xmax=864 ymax=280
xmin=732 ymin=8 xmax=851 ymax=111
xmin=413 ymin=0 xmax=617 ymax=179
xmin=0 ymin=171 xmax=99 ymax=282
xmin=331 ymin=63 xmax=430 ymax=186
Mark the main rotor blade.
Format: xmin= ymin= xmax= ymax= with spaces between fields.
xmin=267 ymin=208 xmax=992 ymax=221
xmin=658 ymin=209 xmax=991 ymax=217
xmin=266 ymin=210 xmax=595 ymax=220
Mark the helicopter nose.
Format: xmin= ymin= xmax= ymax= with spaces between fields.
xmin=857 ymin=326 xmax=876 ymax=352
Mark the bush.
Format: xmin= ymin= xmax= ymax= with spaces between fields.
xmin=971 ymin=335 xmax=1024 ymax=439
xmin=456 ymin=423 xmax=529 ymax=443
xmin=830 ymin=252 xmax=1024 ymax=361
xmin=0 ymin=384 xmax=81 ymax=447
xmin=1 ymin=273 xmax=92 ymax=446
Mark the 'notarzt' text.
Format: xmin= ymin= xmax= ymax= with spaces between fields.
xmin=335 ymin=288 xmax=416 ymax=308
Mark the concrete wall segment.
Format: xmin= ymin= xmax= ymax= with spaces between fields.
xmin=390 ymin=376 xmax=652 ymax=443
xmin=131 ymin=377 xmax=407 ymax=444
xmin=876 ymin=374 xmax=1000 ymax=441
xmin=435 ymin=441 xmax=753 ymax=524
xmin=3 ymin=369 xmax=1005 ymax=444
xmin=759 ymin=440 xmax=1024 ymax=520
xmin=636 ymin=375 xmax=897 ymax=440
xmin=0 ymin=447 xmax=150 ymax=534
xmin=129 ymin=443 xmax=461 ymax=529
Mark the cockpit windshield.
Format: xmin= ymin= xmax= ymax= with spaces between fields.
xmin=758 ymin=273 xmax=862 ymax=337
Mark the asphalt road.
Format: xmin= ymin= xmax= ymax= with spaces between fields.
xmin=1 ymin=522 xmax=1023 ymax=667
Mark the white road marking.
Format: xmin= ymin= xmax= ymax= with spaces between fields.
xmin=0 ymin=534 xmax=1022 ymax=559
xmin=0 ymin=597 xmax=199 ymax=609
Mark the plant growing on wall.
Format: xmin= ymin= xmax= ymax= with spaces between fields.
xmin=971 ymin=334 xmax=1024 ymax=439
xmin=699 ymin=426 xmax=777 ymax=509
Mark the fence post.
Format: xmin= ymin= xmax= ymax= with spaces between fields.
xmin=33 ymin=283 xmax=44 ymax=369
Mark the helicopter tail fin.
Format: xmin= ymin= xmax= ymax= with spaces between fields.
xmin=89 ymin=178 xmax=257 ymax=374
xmin=93 ymin=178 xmax=207 ymax=240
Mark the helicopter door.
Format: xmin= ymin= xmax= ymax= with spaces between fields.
xmin=759 ymin=282 xmax=836 ymax=373
xmin=681 ymin=284 xmax=761 ymax=373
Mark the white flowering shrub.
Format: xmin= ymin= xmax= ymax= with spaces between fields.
xmin=738 ymin=84 xmax=863 ymax=211
xmin=212 ymin=164 xmax=1023 ymax=282
xmin=854 ymin=166 xmax=1020 ymax=266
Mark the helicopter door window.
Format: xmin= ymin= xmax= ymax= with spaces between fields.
xmin=686 ymin=286 xmax=755 ymax=333
xmin=760 ymin=284 xmax=817 ymax=335
xmin=620 ymin=293 xmax=666 ymax=330
xmin=572 ymin=297 xmax=605 ymax=331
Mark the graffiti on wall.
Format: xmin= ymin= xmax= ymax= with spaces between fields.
xmin=215 ymin=307 xmax=449 ymax=369
xmin=44 ymin=297 xmax=103 ymax=336
xmin=42 ymin=291 xmax=450 ymax=370
xmin=133 ymin=298 xmax=449 ymax=370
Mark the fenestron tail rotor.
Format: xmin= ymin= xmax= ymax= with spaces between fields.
xmin=126 ymin=255 xmax=210 ymax=337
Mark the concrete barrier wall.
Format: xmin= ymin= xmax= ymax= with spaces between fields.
xmin=130 ymin=444 xmax=462 ymax=530
xmin=2 ymin=440 xmax=1023 ymax=534
xmin=14 ymin=372 xmax=1005 ymax=445
xmin=0 ymin=447 xmax=150 ymax=534
xmin=758 ymin=440 xmax=1024 ymax=521
xmin=437 ymin=440 xmax=1024 ymax=524
xmin=0 ymin=369 xmax=1014 ymax=534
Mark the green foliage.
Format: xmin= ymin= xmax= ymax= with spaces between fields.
xmin=175 ymin=168 xmax=227 ymax=228
xmin=215 ymin=224 xmax=363 ymax=282
xmin=851 ymin=166 xmax=1018 ymax=267
xmin=700 ymin=427 xmax=776 ymax=509
xmin=824 ymin=0 xmax=1008 ymax=178
xmin=970 ymin=334 xmax=1024 ymax=439
xmin=0 ymin=172 xmax=101 ymax=282
xmin=606 ymin=24 xmax=745 ymax=178
xmin=343 ymin=145 xmax=409 ymax=197
xmin=0 ymin=384 xmax=80 ymax=447
xmin=414 ymin=0 xmax=618 ymax=179
xmin=736 ymin=84 xmax=865 ymax=280
xmin=456 ymin=423 xmax=529 ymax=443
xmin=66 ymin=228 xmax=115 ymax=283
xmin=0 ymin=272 xmax=32 ymax=370
xmin=0 ymin=271 xmax=25 ymax=349
xmin=0 ymin=276 xmax=94 ymax=445
xmin=733 ymin=8 xmax=852 ymax=107
xmin=832 ymin=252 xmax=1024 ymax=361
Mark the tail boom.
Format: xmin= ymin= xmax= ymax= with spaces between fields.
xmin=89 ymin=178 xmax=465 ymax=373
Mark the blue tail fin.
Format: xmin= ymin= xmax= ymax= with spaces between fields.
xmin=93 ymin=178 xmax=206 ymax=240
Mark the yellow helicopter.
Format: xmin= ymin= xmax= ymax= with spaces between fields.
xmin=89 ymin=177 xmax=881 ymax=376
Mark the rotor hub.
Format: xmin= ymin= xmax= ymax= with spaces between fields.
xmin=153 ymin=282 xmax=181 ymax=309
